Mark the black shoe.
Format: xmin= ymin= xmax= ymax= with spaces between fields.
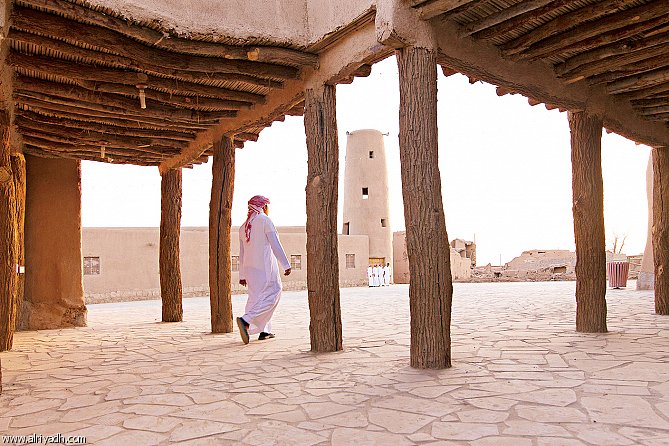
xmin=258 ymin=332 xmax=275 ymax=341
xmin=237 ymin=317 xmax=249 ymax=345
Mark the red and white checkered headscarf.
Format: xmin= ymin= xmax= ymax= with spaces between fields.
xmin=243 ymin=195 xmax=270 ymax=242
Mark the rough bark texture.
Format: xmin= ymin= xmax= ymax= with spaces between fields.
xmin=569 ymin=111 xmax=608 ymax=332
xmin=304 ymin=84 xmax=343 ymax=353
xmin=160 ymin=168 xmax=183 ymax=323
xmin=0 ymin=110 xmax=18 ymax=352
xmin=11 ymin=154 xmax=26 ymax=331
xmin=209 ymin=136 xmax=235 ymax=333
xmin=397 ymin=47 xmax=453 ymax=369
xmin=652 ymin=148 xmax=669 ymax=315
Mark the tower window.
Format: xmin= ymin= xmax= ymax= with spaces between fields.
xmin=346 ymin=254 xmax=355 ymax=269
xmin=369 ymin=151 xmax=374 ymax=159
xmin=362 ymin=187 xmax=369 ymax=199
xmin=290 ymin=255 xmax=302 ymax=270
xmin=231 ymin=256 xmax=239 ymax=272
xmin=381 ymin=219 xmax=387 ymax=227
xmin=343 ymin=222 xmax=350 ymax=235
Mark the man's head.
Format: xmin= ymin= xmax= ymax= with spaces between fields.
xmin=248 ymin=195 xmax=270 ymax=215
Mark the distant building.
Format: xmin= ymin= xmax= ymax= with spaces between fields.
xmin=82 ymin=129 xmax=475 ymax=302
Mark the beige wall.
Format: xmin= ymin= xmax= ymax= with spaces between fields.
xmin=342 ymin=129 xmax=393 ymax=267
xmin=83 ymin=227 xmax=368 ymax=302
xmin=392 ymin=231 xmax=472 ymax=283
xmin=23 ymin=156 xmax=86 ymax=329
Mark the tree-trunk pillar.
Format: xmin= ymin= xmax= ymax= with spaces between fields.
xmin=569 ymin=111 xmax=607 ymax=332
xmin=160 ymin=168 xmax=183 ymax=322
xmin=12 ymin=154 xmax=26 ymax=330
xmin=0 ymin=110 xmax=18 ymax=352
xmin=209 ymin=136 xmax=235 ymax=333
xmin=397 ymin=46 xmax=453 ymax=369
xmin=304 ymin=84 xmax=343 ymax=352
xmin=652 ymin=147 xmax=669 ymax=315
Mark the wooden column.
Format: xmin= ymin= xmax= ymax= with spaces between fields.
xmin=304 ymin=84 xmax=343 ymax=352
xmin=652 ymin=147 xmax=669 ymax=315
xmin=160 ymin=168 xmax=183 ymax=322
xmin=397 ymin=46 xmax=453 ymax=369
xmin=12 ymin=154 xmax=26 ymax=330
xmin=209 ymin=136 xmax=235 ymax=333
xmin=0 ymin=110 xmax=18 ymax=351
xmin=569 ymin=111 xmax=607 ymax=332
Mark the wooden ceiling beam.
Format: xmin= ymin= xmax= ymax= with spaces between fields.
xmin=24 ymin=145 xmax=162 ymax=166
xmin=587 ymin=58 xmax=669 ymax=86
xmin=21 ymin=0 xmax=319 ymax=68
xmin=8 ymin=30 xmax=284 ymax=90
xmin=618 ymin=81 xmax=669 ymax=101
xmin=500 ymin=0 xmax=630 ymax=57
xmin=20 ymin=130 xmax=180 ymax=158
xmin=559 ymin=41 xmax=669 ymax=84
xmin=14 ymin=77 xmax=246 ymax=120
xmin=508 ymin=4 xmax=669 ymax=60
xmin=417 ymin=0 xmax=482 ymax=20
xmin=472 ymin=0 xmax=575 ymax=40
xmin=17 ymin=110 xmax=196 ymax=141
xmin=639 ymin=106 xmax=669 ymax=116
xmin=607 ymin=68 xmax=669 ymax=95
xmin=556 ymin=31 xmax=669 ymax=77
xmin=460 ymin=0 xmax=555 ymax=37
xmin=8 ymin=52 xmax=266 ymax=103
xmin=16 ymin=99 xmax=215 ymax=131
xmin=22 ymin=136 xmax=175 ymax=160
xmin=15 ymin=90 xmax=235 ymax=123
xmin=12 ymin=7 xmax=300 ymax=81
xmin=78 ymin=82 xmax=253 ymax=112
xmin=17 ymin=118 xmax=186 ymax=151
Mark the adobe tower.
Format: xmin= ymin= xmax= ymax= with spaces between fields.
xmin=342 ymin=129 xmax=393 ymax=268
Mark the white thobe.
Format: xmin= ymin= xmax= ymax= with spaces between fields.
xmin=373 ymin=266 xmax=381 ymax=287
xmin=239 ymin=214 xmax=290 ymax=335
xmin=367 ymin=266 xmax=373 ymax=287
xmin=383 ymin=266 xmax=391 ymax=286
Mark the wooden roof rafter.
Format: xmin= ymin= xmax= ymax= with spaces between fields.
xmin=410 ymin=0 xmax=669 ymax=144
xmin=8 ymin=0 xmax=320 ymax=166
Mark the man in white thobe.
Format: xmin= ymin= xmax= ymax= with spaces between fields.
xmin=383 ymin=263 xmax=391 ymax=286
xmin=373 ymin=264 xmax=381 ymax=287
xmin=367 ymin=264 xmax=374 ymax=287
xmin=237 ymin=195 xmax=291 ymax=345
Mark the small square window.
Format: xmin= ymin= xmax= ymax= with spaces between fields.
xmin=231 ymin=256 xmax=239 ymax=272
xmin=369 ymin=151 xmax=374 ymax=159
xmin=381 ymin=218 xmax=387 ymax=227
xmin=346 ymin=254 xmax=355 ymax=269
xmin=83 ymin=257 xmax=100 ymax=275
xmin=290 ymin=255 xmax=302 ymax=270
xmin=362 ymin=187 xmax=369 ymax=199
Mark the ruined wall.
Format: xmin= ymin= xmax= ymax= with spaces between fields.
xmin=392 ymin=231 xmax=471 ymax=283
xmin=22 ymin=156 xmax=86 ymax=329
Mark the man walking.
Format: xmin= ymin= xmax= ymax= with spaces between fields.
xmin=237 ymin=195 xmax=291 ymax=344
xmin=367 ymin=264 xmax=374 ymax=287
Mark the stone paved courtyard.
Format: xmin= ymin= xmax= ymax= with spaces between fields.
xmin=1 ymin=282 xmax=669 ymax=445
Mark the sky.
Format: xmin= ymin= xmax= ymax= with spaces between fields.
xmin=81 ymin=56 xmax=652 ymax=266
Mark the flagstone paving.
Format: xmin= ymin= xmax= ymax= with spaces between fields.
xmin=1 ymin=281 xmax=669 ymax=445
